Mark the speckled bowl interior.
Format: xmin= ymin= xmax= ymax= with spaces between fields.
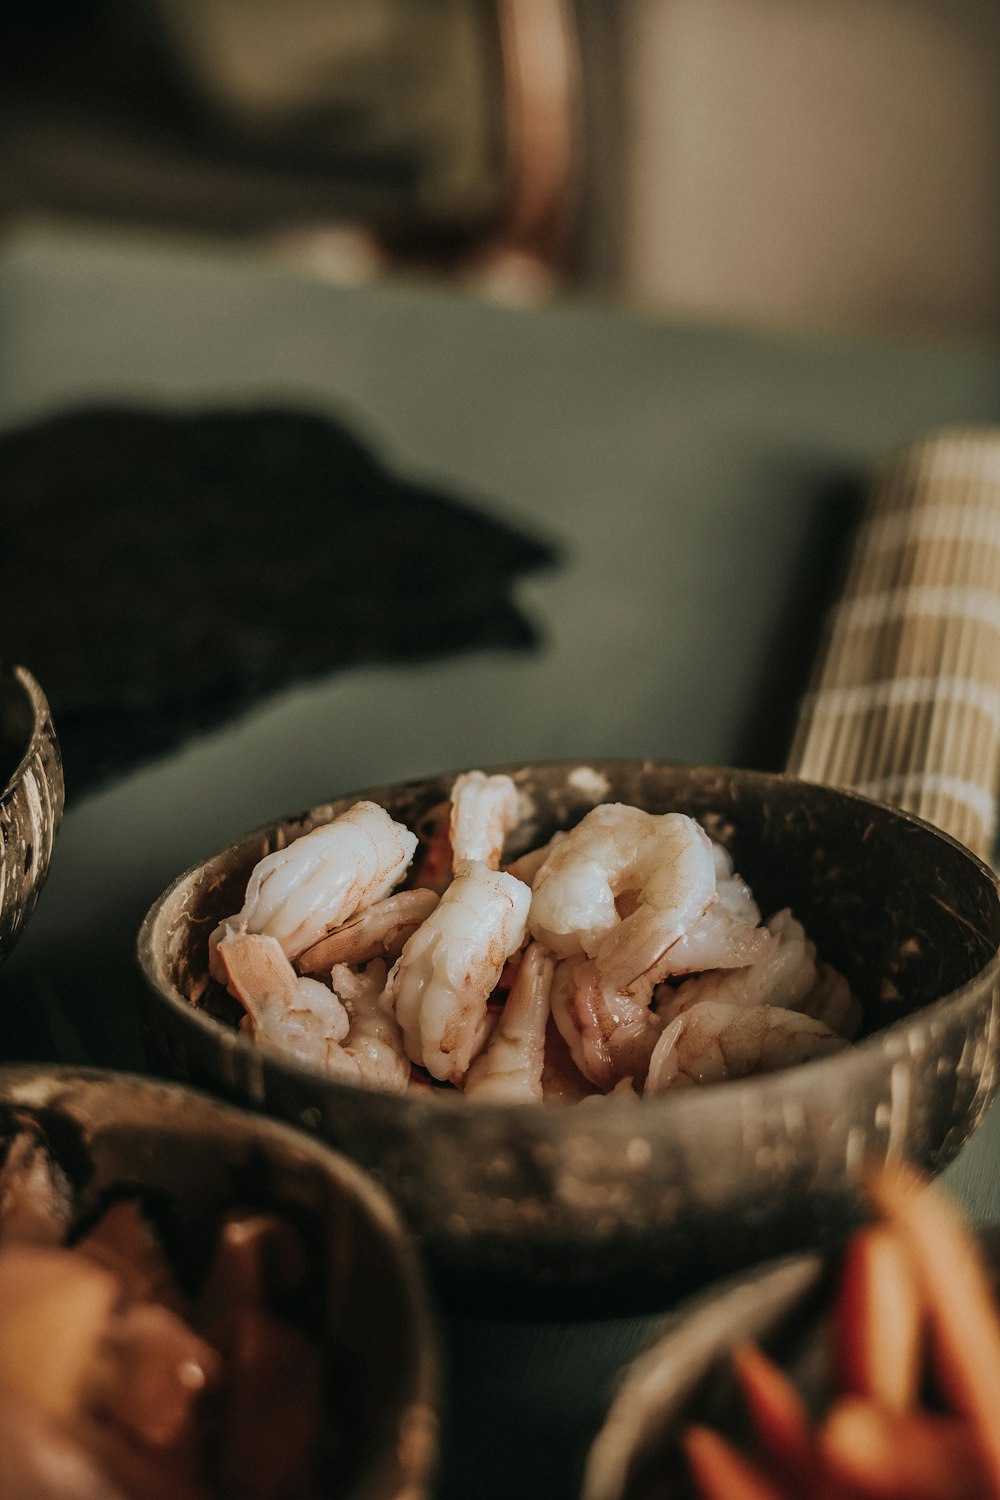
xmin=0 ymin=664 xmax=63 ymax=962
xmin=138 ymin=761 xmax=1000 ymax=1310
xmin=0 ymin=1066 xmax=438 ymax=1500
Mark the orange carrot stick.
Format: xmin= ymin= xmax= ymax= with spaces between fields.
xmin=820 ymin=1394 xmax=986 ymax=1499
xmin=732 ymin=1342 xmax=816 ymax=1488
xmin=833 ymin=1223 xmax=924 ymax=1412
xmin=682 ymin=1423 xmax=797 ymax=1500
xmin=868 ymin=1165 xmax=1000 ymax=1496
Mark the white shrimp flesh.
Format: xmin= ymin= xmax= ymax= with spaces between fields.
xmin=594 ymin=812 xmax=719 ymax=990
xmin=218 ymin=934 xmax=410 ymax=1092
xmin=528 ymin=805 xmax=717 ymax=992
xmin=549 ymin=956 xmax=663 ymax=1093
xmin=464 ymin=943 xmax=554 ymax=1103
xmin=644 ymin=999 xmax=847 ymax=1094
xmin=297 ymin=888 xmax=439 ymax=973
xmin=217 ymin=931 xmax=351 ymax=1069
xmin=386 ymin=859 xmax=531 ymax=1082
xmin=410 ymin=772 xmax=522 ymax=893
xmin=798 ymin=960 xmax=863 ymax=1040
xmin=503 ymin=831 xmax=565 ymax=888
xmin=528 ymin=803 xmax=653 ymax=957
xmin=326 ymin=961 xmax=411 ymax=1094
xmin=657 ymin=908 xmax=859 ymax=1039
xmin=450 ymin=770 xmax=522 ymax=870
xmin=657 ymin=843 xmax=770 ymax=975
xmin=212 ymin=800 xmax=417 ymax=966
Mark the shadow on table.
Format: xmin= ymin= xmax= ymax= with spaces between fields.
xmin=1 ymin=404 xmax=559 ymax=800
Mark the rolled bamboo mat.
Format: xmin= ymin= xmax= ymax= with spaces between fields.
xmin=787 ymin=429 xmax=1000 ymax=862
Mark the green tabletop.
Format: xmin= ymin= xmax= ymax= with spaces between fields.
xmin=2 ymin=228 xmax=1000 ymax=1499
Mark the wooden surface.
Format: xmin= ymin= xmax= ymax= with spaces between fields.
xmin=2 ymin=228 xmax=1000 ymax=1498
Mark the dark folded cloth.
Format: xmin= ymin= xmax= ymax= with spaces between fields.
xmin=0 ymin=405 xmax=558 ymax=798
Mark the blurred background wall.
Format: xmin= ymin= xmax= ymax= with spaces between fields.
xmin=3 ymin=0 xmax=999 ymax=341
xmin=619 ymin=0 xmax=1000 ymax=340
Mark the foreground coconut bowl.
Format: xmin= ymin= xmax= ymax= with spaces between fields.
xmin=582 ymin=1251 xmax=830 ymax=1500
xmin=137 ymin=761 xmax=1000 ymax=1309
xmin=0 ymin=1067 xmax=437 ymax=1500
xmin=582 ymin=1226 xmax=1000 ymax=1500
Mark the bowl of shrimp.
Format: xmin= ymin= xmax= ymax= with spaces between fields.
xmin=137 ymin=760 xmax=1000 ymax=1308
xmin=0 ymin=1064 xmax=437 ymax=1500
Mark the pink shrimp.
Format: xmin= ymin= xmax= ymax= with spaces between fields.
xmin=549 ymin=956 xmax=663 ymax=1093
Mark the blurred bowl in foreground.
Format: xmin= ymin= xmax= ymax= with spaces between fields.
xmin=0 ymin=663 xmax=63 ymax=962
xmin=582 ymin=1251 xmax=829 ymax=1500
xmin=0 ymin=1065 xmax=438 ymax=1500
xmin=137 ymin=761 xmax=1000 ymax=1311
xmin=582 ymin=1221 xmax=1000 ymax=1500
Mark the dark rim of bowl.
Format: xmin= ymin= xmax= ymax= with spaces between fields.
xmin=1 ymin=664 xmax=53 ymax=803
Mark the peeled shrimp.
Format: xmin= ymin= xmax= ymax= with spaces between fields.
xmin=297 ymin=889 xmax=438 ymax=973
xmin=219 ymin=933 xmax=409 ymax=1092
xmin=549 ymin=956 xmax=663 ymax=1092
xmin=464 ymin=943 xmax=554 ymax=1103
xmin=656 ymin=909 xmax=858 ymax=1037
xmin=657 ymin=843 xmax=770 ymax=976
xmin=798 ymin=960 xmax=862 ymax=1040
xmin=411 ymin=772 xmax=522 ymax=894
xmin=326 ymin=960 xmax=411 ymax=1094
xmin=213 ymin=801 xmax=417 ymax=965
xmin=387 ymin=859 xmax=531 ymax=1082
xmin=528 ymin=805 xmax=717 ymax=991
xmin=594 ymin=813 xmax=718 ymax=990
xmin=217 ymin=931 xmax=351 ymax=1069
xmin=450 ymin=770 xmax=521 ymax=870
xmin=645 ymin=999 xmax=847 ymax=1094
xmin=529 ymin=804 xmax=654 ymax=957
xmin=503 ymin=832 xmax=565 ymax=888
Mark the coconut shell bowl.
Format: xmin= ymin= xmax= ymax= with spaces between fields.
xmin=137 ymin=760 xmax=1000 ymax=1312
xmin=0 ymin=1065 xmax=437 ymax=1500
xmin=0 ymin=663 xmax=63 ymax=962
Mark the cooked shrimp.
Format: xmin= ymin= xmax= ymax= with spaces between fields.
xmin=217 ymin=931 xmax=351 ymax=1069
xmin=644 ymin=999 xmax=847 ymax=1094
xmin=409 ymin=773 xmax=522 ymax=895
xmin=656 ymin=909 xmax=854 ymax=1030
xmin=212 ymin=801 xmax=417 ymax=966
xmin=593 ymin=813 xmax=718 ymax=991
xmin=799 ymin=960 xmax=863 ymax=1040
xmin=528 ymin=805 xmax=717 ymax=987
xmin=326 ymin=960 xmax=411 ymax=1094
xmin=657 ymin=843 xmax=770 ymax=976
xmin=450 ymin=770 xmax=521 ymax=870
xmin=387 ymin=859 xmax=531 ymax=1082
xmin=219 ymin=934 xmax=410 ymax=1091
xmin=296 ymin=889 xmax=438 ymax=973
xmin=464 ymin=943 xmax=554 ymax=1103
xmin=503 ymin=831 xmax=566 ymax=887
xmin=528 ymin=803 xmax=653 ymax=956
xmin=549 ymin=956 xmax=663 ymax=1092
